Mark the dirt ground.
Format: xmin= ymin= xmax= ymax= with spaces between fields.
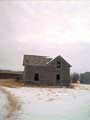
xmin=0 ymin=86 xmax=21 ymax=120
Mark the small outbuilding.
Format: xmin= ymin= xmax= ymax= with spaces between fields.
xmin=80 ymin=72 xmax=90 ymax=84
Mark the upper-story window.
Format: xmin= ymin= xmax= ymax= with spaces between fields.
xmin=57 ymin=61 xmax=61 ymax=68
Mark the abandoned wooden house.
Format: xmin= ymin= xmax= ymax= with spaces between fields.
xmin=23 ymin=55 xmax=71 ymax=86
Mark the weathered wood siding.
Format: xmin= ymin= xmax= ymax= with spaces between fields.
xmin=23 ymin=65 xmax=70 ymax=85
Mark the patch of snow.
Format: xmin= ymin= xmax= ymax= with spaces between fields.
xmin=5 ymin=85 xmax=90 ymax=120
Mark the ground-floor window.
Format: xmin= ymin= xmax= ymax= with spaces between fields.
xmin=34 ymin=73 xmax=39 ymax=81
xmin=56 ymin=74 xmax=60 ymax=81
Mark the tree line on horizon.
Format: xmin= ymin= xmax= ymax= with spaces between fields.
xmin=71 ymin=72 xmax=90 ymax=84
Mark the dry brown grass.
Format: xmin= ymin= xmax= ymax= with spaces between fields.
xmin=0 ymin=79 xmax=73 ymax=88
xmin=0 ymin=79 xmax=24 ymax=88
xmin=0 ymin=79 xmax=45 ymax=88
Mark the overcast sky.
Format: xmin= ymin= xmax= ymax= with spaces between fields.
xmin=0 ymin=0 xmax=90 ymax=73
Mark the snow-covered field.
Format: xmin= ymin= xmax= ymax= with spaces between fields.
xmin=1 ymin=84 xmax=90 ymax=120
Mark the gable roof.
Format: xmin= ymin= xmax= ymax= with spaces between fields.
xmin=23 ymin=55 xmax=71 ymax=67
xmin=23 ymin=55 xmax=52 ymax=66
xmin=47 ymin=55 xmax=71 ymax=67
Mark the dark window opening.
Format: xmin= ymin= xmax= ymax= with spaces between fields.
xmin=57 ymin=61 xmax=61 ymax=68
xmin=34 ymin=73 xmax=39 ymax=81
xmin=56 ymin=74 xmax=60 ymax=81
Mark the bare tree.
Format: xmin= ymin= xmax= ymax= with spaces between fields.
xmin=71 ymin=73 xmax=80 ymax=83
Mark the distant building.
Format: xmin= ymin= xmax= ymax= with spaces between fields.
xmin=0 ymin=70 xmax=23 ymax=80
xmin=80 ymin=72 xmax=90 ymax=84
xmin=23 ymin=55 xmax=71 ymax=86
